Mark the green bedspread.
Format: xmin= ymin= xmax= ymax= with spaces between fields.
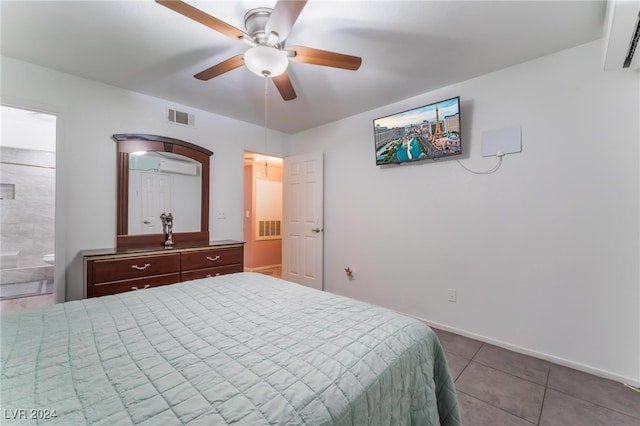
xmin=1 ymin=272 xmax=461 ymax=425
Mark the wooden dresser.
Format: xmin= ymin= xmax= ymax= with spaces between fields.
xmin=83 ymin=241 xmax=244 ymax=298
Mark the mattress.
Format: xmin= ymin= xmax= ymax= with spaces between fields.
xmin=0 ymin=272 xmax=461 ymax=425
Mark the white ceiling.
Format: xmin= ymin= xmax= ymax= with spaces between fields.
xmin=1 ymin=0 xmax=607 ymax=134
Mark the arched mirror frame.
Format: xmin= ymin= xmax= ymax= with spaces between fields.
xmin=113 ymin=134 xmax=213 ymax=249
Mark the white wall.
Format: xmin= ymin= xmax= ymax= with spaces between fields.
xmin=1 ymin=56 xmax=291 ymax=301
xmin=290 ymin=40 xmax=640 ymax=385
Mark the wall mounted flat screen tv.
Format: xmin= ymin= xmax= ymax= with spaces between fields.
xmin=374 ymin=96 xmax=462 ymax=165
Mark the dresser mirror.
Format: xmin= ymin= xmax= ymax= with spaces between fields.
xmin=113 ymin=134 xmax=213 ymax=249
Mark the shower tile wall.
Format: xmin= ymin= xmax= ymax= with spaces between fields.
xmin=0 ymin=147 xmax=55 ymax=284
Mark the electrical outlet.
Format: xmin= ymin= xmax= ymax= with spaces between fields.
xmin=448 ymin=288 xmax=457 ymax=303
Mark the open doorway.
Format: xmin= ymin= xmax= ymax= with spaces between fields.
xmin=0 ymin=105 xmax=56 ymax=311
xmin=243 ymin=151 xmax=283 ymax=277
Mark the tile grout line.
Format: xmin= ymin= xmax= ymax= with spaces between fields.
xmin=545 ymin=381 xmax=640 ymax=421
xmin=470 ymin=357 xmax=550 ymax=388
xmin=445 ymin=333 xmax=640 ymax=423
xmin=455 ymin=357 xmax=547 ymax=424
xmin=464 ymin=358 xmax=549 ymax=389
xmin=545 ymin=365 xmax=640 ymax=421
xmin=439 ymin=329 xmax=640 ymax=424
xmin=456 ymin=389 xmax=537 ymax=425
xmin=451 ymin=352 xmax=474 ymax=382
xmin=536 ymin=362 xmax=552 ymax=425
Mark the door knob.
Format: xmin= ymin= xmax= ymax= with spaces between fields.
xmin=312 ymin=228 xmax=322 ymax=233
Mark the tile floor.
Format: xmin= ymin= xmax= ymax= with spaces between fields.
xmin=0 ymin=293 xmax=54 ymax=312
xmin=432 ymin=328 xmax=640 ymax=426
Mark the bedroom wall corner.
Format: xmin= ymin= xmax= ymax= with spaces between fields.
xmin=289 ymin=40 xmax=640 ymax=385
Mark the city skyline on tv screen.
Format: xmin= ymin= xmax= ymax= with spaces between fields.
xmin=374 ymin=97 xmax=461 ymax=165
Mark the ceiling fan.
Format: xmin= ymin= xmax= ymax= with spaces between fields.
xmin=156 ymin=0 xmax=362 ymax=101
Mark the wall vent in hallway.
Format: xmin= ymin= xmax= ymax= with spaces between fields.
xmin=258 ymin=220 xmax=281 ymax=239
xmin=168 ymin=109 xmax=195 ymax=127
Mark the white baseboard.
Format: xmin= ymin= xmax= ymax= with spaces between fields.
xmin=411 ymin=315 xmax=640 ymax=388
xmin=244 ymin=264 xmax=281 ymax=272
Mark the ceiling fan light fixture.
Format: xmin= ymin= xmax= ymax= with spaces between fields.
xmin=244 ymin=45 xmax=288 ymax=77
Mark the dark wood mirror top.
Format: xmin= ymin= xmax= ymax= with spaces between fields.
xmin=113 ymin=134 xmax=213 ymax=156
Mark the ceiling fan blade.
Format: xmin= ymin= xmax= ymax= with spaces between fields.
xmin=265 ymin=0 xmax=307 ymax=43
xmin=287 ymin=46 xmax=362 ymax=70
xmin=194 ymin=54 xmax=244 ymax=80
xmin=156 ymin=0 xmax=250 ymax=41
xmin=272 ymin=72 xmax=297 ymax=101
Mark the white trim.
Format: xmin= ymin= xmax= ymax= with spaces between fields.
xmin=413 ymin=316 xmax=640 ymax=388
xmin=244 ymin=264 xmax=281 ymax=272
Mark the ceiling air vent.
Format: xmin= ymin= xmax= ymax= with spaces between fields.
xmin=168 ymin=108 xmax=195 ymax=127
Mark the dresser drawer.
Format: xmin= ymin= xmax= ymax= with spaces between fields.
xmin=181 ymin=247 xmax=243 ymax=271
xmin=181 ymin=264 xmax=243 ymax=282
xmin=92 ymin=273 xmax=180 ymax=297
xmin=84 ymin=243 xmax=244 ymax=298
xmin=92 ymin=253 xmax=180 ymax=283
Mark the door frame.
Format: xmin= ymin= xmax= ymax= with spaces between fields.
xmin=242 ymin=151 xmax=284 ymax=273
xmin=0 ymin=103 xmax=62 ymax=304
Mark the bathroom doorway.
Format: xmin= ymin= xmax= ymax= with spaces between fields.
xmin=0 ymin=105 xmax=56 ymax=311
xmin=243 ymin=151 xmax=283 ymax=277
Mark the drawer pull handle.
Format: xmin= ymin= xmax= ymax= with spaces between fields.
xmin=206 ymin=256 xmax=221 ymax=262
xmin=205 ymin=273 xmax=221 ymax=278
xmin=131 ymin=263 xmax=151 ymax=270
xmin=131 ymin=284 xmax=151 ymax=291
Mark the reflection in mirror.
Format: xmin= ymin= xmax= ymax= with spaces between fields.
xmin=128 ymin=152 xmax=201 ymax=234
xmin=113 ymin=134 xmax=213 ymax=250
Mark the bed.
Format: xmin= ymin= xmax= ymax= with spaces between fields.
xmin=1 ymin=272 xmax=461 ymax=425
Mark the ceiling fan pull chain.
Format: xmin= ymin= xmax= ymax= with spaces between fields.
xmin=264 ymin=75 xmax=269 ymax=178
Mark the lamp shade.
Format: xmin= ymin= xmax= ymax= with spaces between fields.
xmin=244 ymin=46 xmax=288 ymax=77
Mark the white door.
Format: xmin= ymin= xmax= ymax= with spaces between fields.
xmin=282 ymin=152 xmax=324 ymax=290
xmin=140 ymin=172 xmax=172 ymax=234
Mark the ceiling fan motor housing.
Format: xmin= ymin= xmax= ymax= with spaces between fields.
xmin=244 ymin=8 xmax=279 ymax=47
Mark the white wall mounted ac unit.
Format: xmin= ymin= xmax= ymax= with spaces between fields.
xmin=158 ymin=159 xmax=198 ymax=175
xmin=603 ymin=0 xmax=640 ymax=70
